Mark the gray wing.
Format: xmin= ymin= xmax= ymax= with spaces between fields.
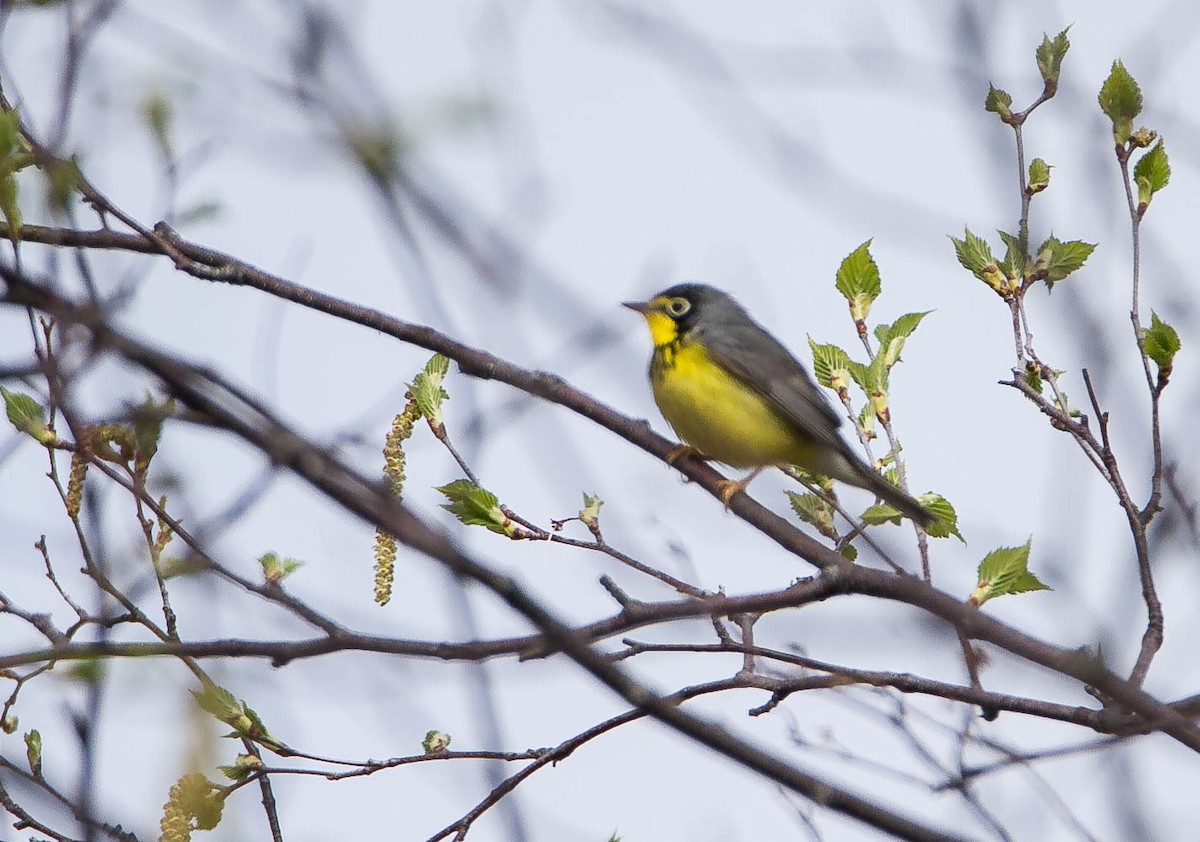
xmin=696 ymin=317 xmax=847 ymax=451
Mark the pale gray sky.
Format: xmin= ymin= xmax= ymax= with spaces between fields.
xmin=2 ymin=2 xmax=1198 ymax=839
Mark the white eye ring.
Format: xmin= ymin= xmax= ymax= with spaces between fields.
xmin=666 ymin=298 xmax=691 ymax=317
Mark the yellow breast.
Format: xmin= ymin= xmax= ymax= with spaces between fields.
xmin=651 ymin=339 xmax=817 ymax=468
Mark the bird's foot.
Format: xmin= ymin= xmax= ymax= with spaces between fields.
xmin=716 ymin=467 xmax=765 ymax=509
xmin=665 ymin=444 xmax=705 ymax=465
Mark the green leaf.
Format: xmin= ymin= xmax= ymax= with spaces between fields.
xmin=1135 ymin=176 xmax=1153 ymax=212
xmin=785 ymin=490 xmax=836 ymax=539
xmin=177 ymin=199 xmax=222 ymax=225
xmin=1035 ymin=236 xmax=1097 ymax=289
xmin=0 ymin=109 xmax=23 ymax=243
xmin=131 ymin=394 xmax=174 ymax=473
xmin=218 ymin=754 xmax=262 ymax=782
xmin=437 ymin=479 xmax=514 ymax=536
xmin=257 ymin=551 xmax=304 ymax=584
xmin=1027 ymin=158 xmax=1051 ymax=194
xmin=24 ymin=729 xmax=41 ymax=776
xmin=1024 ymin=364 xmax=1044 ymax=395
xmin=996 ymin=230 xmax=1026 ymax=281
xmin=873 ymin=311 xmax=931 ymax=369
xmin=66 ymin=658 xmax=104 ymax=684
xmin=1035 ymin=29 xmax=1071 ymax=89
xmin=834 ymin=240 xmax=881 ymax=324
xmin=0 ymin=171 xmax=19 ymax=243
xmin=983 ymin=84 xmax=1013 ymax=121
xmin=1143 ymin=311 xmax=1181 ymax=376
xmin=0 ymin=109 xmax=21 ymax=159
xmin=141 ymin=90 xmax=174 ymax=157
xmin=579 ymin=493 xmax=603 ymax=530
xmin=192 ymin=683 xmax=241 ymax=723
xmin=918 ymin=494 xmax=964 ymax=542
xmin=950 ymin=227 xmax=995 ymax=276
xmin=191 ymin=683 xmax=280 ymax=749
xmin=237 ymin=702 xmax=279 ymax=750
xmin=43 ymin=157 xmax=81 ymax=216
xmin=1133 ymin=140 xmax=1170 ymax=211
xmin=1097 ymin=60 xmax=1142 ymax=145
xmin=863 ymin=348 xmax=889 ymax=399
xmin=410 ymin=354 xmax=451 ymax=427
xmin=856 ymin=401 xmax=876 ymax=438
xmin=949 ymin=228 xmax=1008 ymax=295
xmin=1 ymin=386 xmax=53 ymax=444
xmin=861 ymin=503 xmax=902 ymax=526
xmin=1129 ymin=127 xmax=1157 ymax=149
xmin=969 ymin=540 xmax=1050 ymax=605
xmin=807 ymin=339 xmax=858 ymax=393
xmin=423 ymin=729 xmax=452 ymax=754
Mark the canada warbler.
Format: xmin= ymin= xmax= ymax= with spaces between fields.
xmin=624 ymin=283 xmax=932 ymax=527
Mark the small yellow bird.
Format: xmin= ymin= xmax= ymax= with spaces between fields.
xmin=624 ymin=283 xmax=932 ymax=526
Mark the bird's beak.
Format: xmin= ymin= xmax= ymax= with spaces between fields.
xmin=622 ymin=300 xmax=655 ymax=314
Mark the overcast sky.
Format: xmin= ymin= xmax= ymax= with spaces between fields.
xmin=2 ymin=2 xmax=1199 ymax=840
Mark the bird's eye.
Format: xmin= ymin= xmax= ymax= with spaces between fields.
xmin=665 ymin=297 xmax=691 ymax=317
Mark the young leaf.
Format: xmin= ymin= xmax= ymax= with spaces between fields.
xmin=917 ymin=494 xmax=964 ymax=542
xmin=423 ymin=729 xmax=452 ymax=754
xmin=996 ymin=230 xmax=1026 ymax=281
xmin=24 ymin=729 xmax=41 ymax=776
xmin=257 ymin=551 xmax=304 ymax=585
xmin=579 ymin=493 xmax=603 ymax=531
xmin=807 ymin=339 xmax=856 ymax=392
xmin=131 ymin=394 xmax=173 ymax=475
xmin=1024 ymin=363 xmax=1044 ymax=395
xmin=1133 ymin=140 xmax=1170 ymax=212
xmin=1027 ymin=158 xmax=1051 ymax=194
xmin=191 ymin=683 xmax=280 ymax=749
xmin=984 ymin=85 xmax=1013 ymax=121
xmin=1097 ymin=60 xmax=1142 ymax=145
xmin=0 ymin=109 xmax=23 ymax=242
xmin=785 ymin=490 xmax=837 ymax=539
xmin=834 ymin=240 xmax=881 ymax=325
xmin=192 ymin=683 xmax=241 ymax=724
xmin=861 ymin=503 xmax=902 ymax=527
xmin=969 ymin=540 xmax=1050 ymax=606
xmin=1143 ymin=311 xmax=1181 ymax=380
xmin=410 ymin=354 xmax=451 ymax=428
xmin=237 ymin=702 xmax=281 ymax=751
xmin=949 ymin=228 xmax=1008 ymax=295
xmin=874 ymin=311 xmax=931 ymax=369
xmin=1035 ymin=236 xmax=1097 ymax=289
xmin=1035 ymin=29 xmax=1071 ymax=90
xmin=437 ymin=479 xmax=515 ymax=536
xmin=44 ymin=157 xmax=81 ymax=215
xmin=142 ymin=90 xmax=174 ymax=157
xmin=218 ymin=753 xmax=263 ymax=782
xmin=863 ymin=351 xmax=890 ymax=412
xmin=1 ymin=386 xmax=53 ymax=444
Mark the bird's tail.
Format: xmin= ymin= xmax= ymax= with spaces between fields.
xmin=828 ymin=451 xmax=934 ymax=528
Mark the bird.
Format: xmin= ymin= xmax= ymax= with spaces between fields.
xmin=623 ymin=282 xmax=933 ymax=527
